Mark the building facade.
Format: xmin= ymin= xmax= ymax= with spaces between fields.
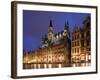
xmin=71 ymin=16 xmax=91 ymax=67
xmin=23 ymin=20 xmax=71 ymax=69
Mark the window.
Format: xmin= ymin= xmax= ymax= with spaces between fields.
xmin=89 ymin=55 xmax=91 ymax=60
xmin=86 ymin=55 xmax=88 ymax=61
xmin=75 ymin=48 xmax=76 ymax=53
xmin=81 ymin=48 xmax=84 ymax=52
xmin=81 ymin=40 xmax=84 ymax=47
xmin=81 ymin=55 xmax=85 ymax=61
xmin=77 ymin=48 xmax=79 ymax=53
xmin=86 ymin=22 xmax=90 ymax=28
xmin=77 ymin=34 xmax=79 ymax=39
xmin=86 ymin=31 xmax=90 ymax=37
xmin=81 ymin=33 xmax=84 ymax=38
xmin=87 ymin=40 xmax=90 ymax=46
xmin=72 ymin=42 xmax=74 ymax=47
xmin=72 ymin=36 xmax=74 ymax=41
xmin=74 ymin=42 xmax=76 ymax=46
xmin=77 ymin=41 xmax=79 ymax=46
xmin=89 ymin=48 xmax=91 ymax=51
xmin=72 ymin=48 xmax=74 ymax=53
xmin=75 ymin=35 xmax=76 ymax=40
xmin=75 ymin=41 xmax=77 ymax=46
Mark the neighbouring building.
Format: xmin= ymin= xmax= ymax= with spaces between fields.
xmin=71 ymin=16 xmax=91 ymax=67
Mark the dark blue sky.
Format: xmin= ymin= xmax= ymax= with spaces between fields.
xmin=23 ymin=10 xmax=90 ymax=52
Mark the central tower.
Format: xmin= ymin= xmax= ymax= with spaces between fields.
xmin=48 ymin=20 xmax=54 ymax=42
xmin=63 ymin=21 xmax=70 ymax=38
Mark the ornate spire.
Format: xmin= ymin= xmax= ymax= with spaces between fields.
xmin=41 ymin=35 xmax=44 ymax=40
xmin=72 ymin=24 xmax=79 ymax=34
xmin=73 ymin=24 xmax=78 ymax=32
xmin=64 ymin=21 xmax=69 ymax=30
xmin=49 ymin=20 xmax=53 ymax=27
xmin=64 ymin=21 xmax=70 ymax=38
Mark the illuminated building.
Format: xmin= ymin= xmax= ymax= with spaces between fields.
xmin=71 ymin=16 xmax=91 ymax=67
xmin=23 ymin=20 xmax=71 ymax=69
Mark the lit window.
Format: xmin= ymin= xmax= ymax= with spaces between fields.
xmin=56 ymin=35 xmax=59 ymax=39
xmin=89 ymin=55 xmax=91 ymax=60
xmin=58 ymin=64 xmax=62 ymax=68
xmin=81 ymin=55 xmax=84 ymax=60
xmin=59 ymin=33 xmax=62 ymax=38
xmin=86 ymin=55 xmax=88 ymax=61
xmin=82 ymin=63 xmax=85 ymax=66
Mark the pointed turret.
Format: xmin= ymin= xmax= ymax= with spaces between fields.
xmin=64 ymin=21 xmax=69 ymax=29
xmin=64 ymin=21 xmax=70 ymax=37
xmin=73 ymin=24 xmax=78 ymax=32
xmin=48 ymin=20 xmax=54 ymax=42
xmin=49 ymin=20 xmax=53 ymax=27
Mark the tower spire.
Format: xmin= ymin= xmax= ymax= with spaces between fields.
xmin=48 ymin=20 xmax=54 ymax=42
xmin=64 ymin=21 xmax=70 ymax=37
xmin=64 ymin=21 xmax=69 ymax=30
xmin=49 ymin=20 xmax=53 ymax=27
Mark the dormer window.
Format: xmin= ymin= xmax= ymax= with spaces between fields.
xmin=59 ymin=33 xmax=62 ymax=38
xmin=56 ymin=34 xmax=59 ymax=39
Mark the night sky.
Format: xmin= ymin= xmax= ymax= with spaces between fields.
xmin=23 ymin=10 xmax=90 ymax=52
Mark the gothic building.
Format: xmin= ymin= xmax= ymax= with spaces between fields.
xmin=23 ymin=20 xmax=71 ymax=69
xmin=71 ymin=16 xmax=91 ymax=67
